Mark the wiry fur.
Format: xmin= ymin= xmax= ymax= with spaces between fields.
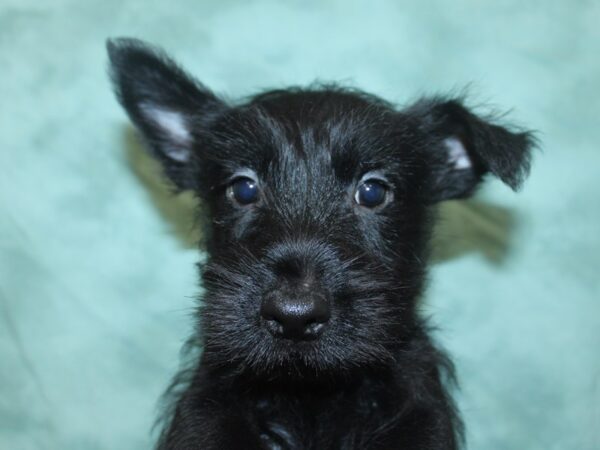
xmin=107 ymin=38 xmax=535 ymax=450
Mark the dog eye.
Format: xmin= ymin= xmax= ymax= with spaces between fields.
xmin=228 ymin=177 xmax=259 ymax=205
xmin=354 ymin=180 xmax=388 ymax=208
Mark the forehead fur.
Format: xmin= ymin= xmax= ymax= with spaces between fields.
xmin=204 ymin=87 xmax=417 ymax=180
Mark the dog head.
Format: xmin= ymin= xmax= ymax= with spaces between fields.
xmin=108 ymin=38 xmax=534 ymax=379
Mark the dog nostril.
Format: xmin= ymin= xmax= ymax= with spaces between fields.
xmin=261 ymin=292 xmax=330 ymax=340
xmin=309 ymin=297 xmax=330 ymax=324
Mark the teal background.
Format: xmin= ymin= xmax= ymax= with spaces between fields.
xmin=1 ymin=0 xmax=599 ymax=448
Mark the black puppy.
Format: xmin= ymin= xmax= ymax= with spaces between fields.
xmin=107 ymin=38 xmax=534 ymax=450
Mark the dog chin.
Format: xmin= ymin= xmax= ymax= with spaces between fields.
xmin=247 ymin=337 xmax=389 ymax=382
xmin=251 ymin=340 xmax=334 ymax=375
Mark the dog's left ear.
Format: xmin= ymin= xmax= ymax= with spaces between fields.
xmin=405 ymin=97 xmax=536 ymax=203
xmin=107 ymin=38 xmax=228 ymax=190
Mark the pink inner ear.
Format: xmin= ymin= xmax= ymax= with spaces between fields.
xmin=140 ymin=103 xmax=192 ymax=162
xmin=443 ymin=137 xmax=472 ymax=170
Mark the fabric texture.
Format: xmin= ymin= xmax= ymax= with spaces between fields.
xmin=1 ymin=1 xmax=598 ymax=448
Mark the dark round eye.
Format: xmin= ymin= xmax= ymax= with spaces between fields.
xmin=229 ymin=177 xmax=259 ymax=205
xmin=355 ymin=180 xmax=388 ymax=208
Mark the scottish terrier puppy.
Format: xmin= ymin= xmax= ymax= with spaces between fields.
xmin=107 ymin=38 xmax=534 ymax=450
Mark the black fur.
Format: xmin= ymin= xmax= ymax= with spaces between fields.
xmin=107 ymin=38 xmax=535 ymax=450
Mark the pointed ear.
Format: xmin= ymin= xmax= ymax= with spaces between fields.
xmin=405 ymin=97 xmax=537 ymax=203
xmin=107 ymin=38 xmax=227 ymax=189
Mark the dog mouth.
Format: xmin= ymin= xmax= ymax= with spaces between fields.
xmin=202 ymin=310 xmax=397 ymax=381
xmin=200 ymin=250 xmax=399 ymax=378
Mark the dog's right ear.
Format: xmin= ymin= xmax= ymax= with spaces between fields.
xmin=404 ymin=97 xmax=536 ymax=203
xmin=107 ymin=38 xmax=227 ymax=189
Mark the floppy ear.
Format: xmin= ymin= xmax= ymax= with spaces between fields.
xmin=405 ymin=97 xmax=536 ymax=203
xmin=107 ymin=38 xmax=227 ymax=189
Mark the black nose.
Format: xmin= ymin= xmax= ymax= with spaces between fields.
xmin=261 ymin=291 xmax=330 ymax=340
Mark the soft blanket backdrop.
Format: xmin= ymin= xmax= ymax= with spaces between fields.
xmin=1 ymin=1 xmax=598 ymax=449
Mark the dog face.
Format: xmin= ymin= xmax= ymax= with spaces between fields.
xmin=108 ymin=39 xmax=534 ymax=379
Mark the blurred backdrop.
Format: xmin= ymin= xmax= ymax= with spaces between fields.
xmin=1 ymin=0 xmax=599 ymax=449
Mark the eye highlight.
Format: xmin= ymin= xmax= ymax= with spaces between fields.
xmin=228 ymin=177 xmax=259 ymax=205
xmin=354 ymin=179 xmax=389 ymax=208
